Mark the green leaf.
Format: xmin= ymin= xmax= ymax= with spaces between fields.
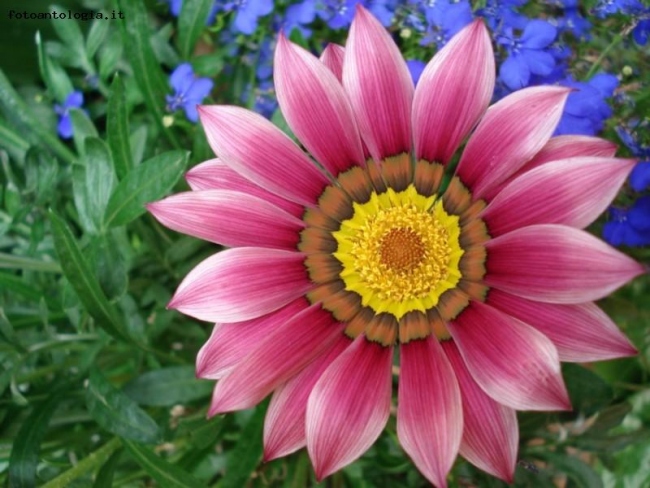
xmin=24 ymin=146 xmax=59 ymax=205
xmin=107 ymin=75 xmax=133 ymax=180
xmin=88 ymin=230 xmax=128 ymax=300
xmin=0 ymin=69 xmax=76 ymax=164
xmin=49 ymin=211 xmax=137 ymax=345
xmin=130 ymin=125 xmax=148 ymax=165
xmin=0 ymin=117 xmax=30 ymax=161
xmin=73 ymin=138 xmax=116 ymax=233
xmin=179 ymin=415 xmax=225 ymax=450
xmin=49 ymin=5 xmax=90 ymax=72
xmin=92 ymin=449 xmax=122 ymax=488
xmin=0 ymin=252 xmax=61 ymax=273
xmin=541 ymin=452 xmax=603 ymax=488
xmin=98 ymin=29 xmax=123 ymax=80
xmin=0 ymin=272 xmax=43 ymax=302
xmin=563 ymin=363 xmax=613 ymax=416
xmin=123 ymin=366 xmax=213 ymax=406
xmin=178 ymin=0 xmax=215 ymax=59
xmin=123 ymin=439 xmax=205 ymax=488
xmin=36 ymin=31 xmax=74 ymax=102
xmin=86 ymin=14 xmax=111 ymax=60
xmin=222 ymin=404 xmax=267 ymax=488
xmin=116 ymin=0 xmax=181 ymax=148
xmin=104 ymin=150 xmax=189 ymax=227
xmin=8 ymin=390 xmax=64 ymax=487
xmin=70 ymin=109 xmax=99 ymax=156
xmin=86 ymin=367 xmax=162 ymax=444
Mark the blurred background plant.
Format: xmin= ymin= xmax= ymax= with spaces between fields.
xmin=0 ymin=0 xmax=649 ymax=486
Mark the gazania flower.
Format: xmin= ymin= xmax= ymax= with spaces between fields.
xmin=148 ymin=6 xmax=644 ymax=486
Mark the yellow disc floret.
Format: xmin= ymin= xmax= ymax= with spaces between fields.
xmin=333 ymin=185 xmax=463 ymax=320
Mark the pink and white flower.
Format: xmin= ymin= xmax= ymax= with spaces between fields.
xmin=148 ymin=6 xmax=643 ymax=486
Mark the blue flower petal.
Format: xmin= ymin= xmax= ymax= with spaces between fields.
xmin=406 ymin=59 xmax=426 ymax=85
xmin=629 ymin=196 xmax=650 ymax=231
xmin=57 ymin=114 xmax=74 ymax=139
xmin=630 ymin=161 xmax=650 ymax=191
xmin=523 ymin=49 xmax=555 ymax=76
xmin=183 ymin=103 xmax=199 ymax=123
xmin=499 ymin=54 xmax=530 ymax=90
xmin=65 ymin=91 xmax=84 ymax=108
xmin=169 ymin=63 xmax=195 ymax=93
xmin=521 ymin=20 xmax=557 ymax=49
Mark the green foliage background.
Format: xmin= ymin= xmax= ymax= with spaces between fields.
xmin=1 ymin=0 xmax=649 ymax=486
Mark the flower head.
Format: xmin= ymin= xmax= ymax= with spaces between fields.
xmin=149 ymin=7 xmax=642 ymax=486
xmin=54 ymin=91 xmax=84 ymax=139
xmin=166 ymin=63 xmax=214 ymax=123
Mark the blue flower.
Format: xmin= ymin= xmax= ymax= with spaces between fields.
xmin=554 ymin=73 xmax=618 ymax=136
xmin=406 ymin=59 xmax=426 ymax=85
xmin=616 ymin=124 xmax=650 ymax=190
xmin=54 ymin=91 xmax=84 ymax=139
xmin=414 ymin=0 xmax=472 ymax=49
xmin=282 ymin=0 xmax=317 ymax=37
xmin=477 ymin=0 xmax=527 ymax=34
xmin=633 ymin=16 xmax=650 ymax=45
xmin=241 ymin=79 xmax=277 ymax=119
xmin=219 ymin=0 xmax=274 ymax=35
xmin=166 ymin=63 xmax=214 ymax=123
xmin=167 ymin=0 xmax=218 ymax=24
xmin=497 ymin=20 xmax=557 ymax=90
xmin=603 ymin=201 xmax=650 ymax=247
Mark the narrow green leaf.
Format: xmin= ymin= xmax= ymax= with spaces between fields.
xmin=130 ymin=125 xmax=148 ymax=165
xmin=541 ymin=452 xmax=603 ymax=488
xmin=124 ymin=366 xmax=213 ymax=406
xmin=0 ymin=117 xmax=30 ymax=161
xmin=36 ymin=31 xmax=74 ymax=102
xmin=123 ymin=439 xmax=205 ymax=488
xmin=116 ymin=0 xmax=181 ymax=148
xmin=49 ymin=211 xmax=137 ymax=344
xmin=178 ymin=0 xmax=214 ymax=59
xmin=25 ymin=147 xmax=59 ymax=205
xmin=50 ymin=5 xmax=87 ymax=58
xmin=98 ymin=29 xmax=123 ymax=80
xmin=88 ymin=230 xmax=128 ymax=300
xmin=563 ymin=363 xmax=613 ymax=416
xmin=222 ymin=403 xmax=266 ymax=488
xmin=0 ymin=252 xmax=61 ymax=272
xmin=107 ymin=75 xmax=133 ymax=180
xmin=41 ymin=438 xmax=122 ymax=488
xmin=85 ymin=14 xmax=111 ymax=60
xmin=86 ymin=367 xmax=162 ymax=444
xmin=70 ymin=109 xmax=99 ymax=156
xmin=0 ymin=272 xmax=43 ymax=301
xmin=104 ymin=150 xmax=189 ymax=227
xmin=72 ymin=138 xmax=115 ymax=233
xmin=0 ymin=69 xmax=76 ymax=164
xmin=92 ymin=448 xmax=122 ymax=488
xmin=8 ymin=390 xmax=64 ymax=487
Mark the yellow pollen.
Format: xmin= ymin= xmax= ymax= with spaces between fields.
xmin=333 ymin=185 xmax=464 ymax=320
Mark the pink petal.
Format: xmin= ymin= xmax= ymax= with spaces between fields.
xmin=264 ymin=335 xmax=350 ymax=461
xmin=307 ymin=336 xmax=393 ymax=480
xmin=455 ymin=86 xmax=570 ymax=199
xmin=444 ymin=341 xmax=518 ymax=483
xmin=196 ymin=298 xmax=309 ymax=380
xmin=343 ymin=5 xmax=413 ymax=160
xmin=517 ymin=135 xmax=618 ymax=175
xmin=485 ymin=224 xmax=645 ymax=304
xmin=198 ymin=105 xmax=329 ymax=206
xmin=448 ymin=301 xmax=570 ymax=411
xmin=397 ymin=338 xmax=462 ymax=488
xmin=185 ymin=159 xmax=304 ymax=217
xmin=275 ymin=35 xmax=365 ymax=176
xmin=147 ymin=190 xmax=303 ymax=249
xmin=487 ymin=289 xmax=637 ymax=362
xmin=208 ymin=304 xmax=345 ymax=414
xmin=168 ymin=247 xmax=312 ymax=323
xmin=413 ymin=20 xmax=495 ymax=165
xmin=482 ymin=157 xmax=635 ymax=236
xmin=320 ymin=43 xmax=345 ymax=82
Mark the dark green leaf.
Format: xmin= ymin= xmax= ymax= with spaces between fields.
xmin=49 ymin=5 xmax=90 ymax=72
xmin=0 ymin=272 xmax=43 ymax=302
xmin=70 ymin=109 xmax=99 ymax=156
xmin=24 ymin=147 xmax=58 ymax=204
xmin=590 ymin=403 xmax=632 ymax=433
xmin=123 ymin=439 xmax=205 ymax=488
xmin=116 ymin=0 xmax=181 ymax=148
xmin=107 ymin=75 xmax=133 ymax=180
xmin=36 ymin=31 xmax=74 ymax=102
xmin=178 ymin=0 xmax=215 ymax=59
xmin=104 ymin=150 xmax=189 ymax=227
xmin=86 ymin=15 xmax=111 ymax=60
xmin=92 ymin=449 xmax=122 ymax=488
xmin=563 ymin=363 xmax=613 ymax=416
xmin=88 ymin=230 xmax=128 ymax=300
xmin=86 ymin=367 xmax=162 ymax=444
xmin=0 ymin=69 xmax=76 ymax=164
xmin=541 ymin=452 xmax=603 ymax=488
xmin=49 ymin=211 xmax=138 ymax=345
xmin=73 ymin=138 xmax=115 ymax=233
xmin=123 ymin=366 xmax=213 ymax=406
xmin=178 ymin=415 xmax=225 ymax=450
xmin=8 ymin=390 xmax=63 ymax=487
xmin=0 ymin=117 xmax=30 ymax=161
xmin=130 ymin=125 xmax=148 ymax=165
xmin=222 ymin=403 xmax=267 ymax=488
xmin=98 ymin=29 xmax=123 ymax=80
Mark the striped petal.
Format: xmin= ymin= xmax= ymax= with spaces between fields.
xmin=320 ymin=43 xmax=345 ymax=81
xmin=148 ymin=190 xmax=304 ymax=249
xmin=485 ymin=225 xmax=645 ymax=304
xmin=275 ymin=34 xmax=365 ymax=176
xmin=196 ymin=298 xmax=309 ymax=379
xmin=413 ymin=20 xmax=495 ymax=165
xmin=343 ymin=5 xmax=413 ymax=160
xmin=398 ymin=337 xmax=462 ymax=488
xmin=448 ymin=301 xmax=570 ymax=411
xmin=185 ymin=159 xmax=304 ymax=217
xmin=264 ymin=335 xmax=350 ymax=461
xmin=209 ymin=304 xmax=345 ymax=415
xmin=198 ymin=105 xmax=329 ymax=206
xmin=456 ymin=86 xmax=570 ymax=199
xmin=444 ymin=341 xmax=518 ymax=483
xmin=169 ymin=247 xmax=312 ymax=323
xmin=487 ymin=290 xmax=637 ymax=362
xmin=482 ymin=157 xmax=635 ymax=236
xmin=307 ymin=336 xmax=393 ymax=480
